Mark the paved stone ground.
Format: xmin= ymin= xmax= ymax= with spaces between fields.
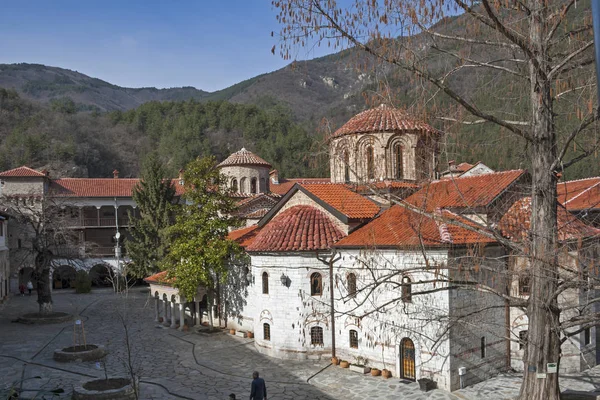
xmin=2 ymin=288 xmax=600 ymax=399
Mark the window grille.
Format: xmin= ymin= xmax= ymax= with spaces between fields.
xmin=349 ymin=329 xmax=358 ymax=349
xmin=311 ymin=326 xmax=324 ymax=345
xmin=263 ymin=323 xmax=270 ymax=341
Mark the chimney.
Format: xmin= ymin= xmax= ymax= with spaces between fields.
xmin=41 ymin=169 xmax=49 ymax=177
xmin=270 ymin=169 xmax=279 ymax=185
xmin=178 ymin=169 xmax=184 ymax=185
xmin=113 ymin=169 xmax=119 ymax=179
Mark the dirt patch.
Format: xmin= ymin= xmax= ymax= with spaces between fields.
xmin=83 ymin=378 xmax=130 ymax=391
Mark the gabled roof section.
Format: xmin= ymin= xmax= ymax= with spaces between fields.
xmin=499 ymin=197 xmax=600 ymax=242
xmin=0 ymin=166 xmax=47 ymax=178
xmin=270 ymin=177 xmax=331 ymax=196
xmin=247 ymin=205 xmax=345 ymax=252
xmin=335 ymin=205 xmax=495 ymax=248
xmin=217 ymin=148 xmax=272 ymax=168
xmin=332 ymin=104 xmax=438 ymax=139
xmin=557 ymin=177 xmax=600 ymax=211
xmin=259 ymin=183 xmax=379 ymax=227
xmin=405 ymin=170 xmax=526 ymax=211
xmin=228 ymin=225 xmax=262 ymax=248
xmin=302 ymin=184 xmax=380 ymax=220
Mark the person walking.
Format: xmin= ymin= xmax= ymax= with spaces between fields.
xmin=26 ymin=280 xmax=33 ymax=296
xmin=19 ymin=283 xmax=25 ymax=296
xmin=249 ymin=371 xmax=267 ymax=400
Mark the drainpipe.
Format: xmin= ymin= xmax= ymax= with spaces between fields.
xmin=329 ymin=255 xmax=336 ymax=359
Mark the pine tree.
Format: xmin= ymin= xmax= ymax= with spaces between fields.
xmin=125 ymin=154 xmax=175 ymax=278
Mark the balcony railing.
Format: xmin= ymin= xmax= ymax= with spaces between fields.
xmin=53 ymin=246 xmax=126 ymax=258
xmin=63 ymin=217 xmax=132 ymax=228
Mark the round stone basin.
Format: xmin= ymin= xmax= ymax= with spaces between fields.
xmin=72 ymin=378 xmax=136 ymax=400
xmin=18 ymin=312 xmax=73 ymax=324
xmin=53 ymin=344 xmax=107 ymax=362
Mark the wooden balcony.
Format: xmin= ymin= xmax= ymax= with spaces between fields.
xmin=63 ymin=217 xmax=132 ymax=228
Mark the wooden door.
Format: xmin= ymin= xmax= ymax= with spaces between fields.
xmin=400 ymin=338 xmax=416 ymax=380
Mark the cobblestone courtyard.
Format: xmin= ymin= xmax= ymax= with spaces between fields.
xmin=2 ymin=289 xmax=600 ymax=399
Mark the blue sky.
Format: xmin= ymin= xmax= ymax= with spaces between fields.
xmin=0 ymin=1 xmax=335 ymax=92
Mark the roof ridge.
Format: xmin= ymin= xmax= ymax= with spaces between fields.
xmin=560 ymin=176 xmax=600 ymax=184
xmin=563 ymin=180 xmax=600 ymax=205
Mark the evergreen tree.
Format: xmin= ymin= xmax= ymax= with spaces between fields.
xmin=162 ymin=156 xmax=242 ymax=323
xmin=125 ymin=154 xmax=175 ymax=278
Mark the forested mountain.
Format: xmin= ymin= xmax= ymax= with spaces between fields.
xmin=0 ymin=1 xmax=597 ymax=181
xmin=0 ymin=88 xmax=326 ymax=178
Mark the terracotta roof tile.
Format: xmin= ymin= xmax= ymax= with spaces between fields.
xmin=228 ymin=225 xmax=261 ymax=247
xmin=335 ymin=205 xmax=495 ymax=248
xmin=0 ymin=166 xmax=47 ymax=177
xmin=499 ymin=197 xmax=600 ymax=242
xmin=557 ymin=177 xmax=600 ymax=211
xmin=144 ymin=271 xmax=174 ymax=286
xmin=217 ymin=148 xmax=272 ymax=168
xmin=302 ymin=184 xmax=380 ymax=219
xmin=349 ymin=181 xmax=420 ymax=194
xmin=405 ymin=170 xmax=526 ymax=211
xmin=247 ymin=205 xmax=345 ymax=252
xmin=332 ymin=104 xmax=438 ymax=138
xmin=48 ymin=178 xmax=185 ymax=197
xmin=270 ymin=178 xmax=331 ymax=196
xmin=244 ymin=209 xmax=269 ymax=219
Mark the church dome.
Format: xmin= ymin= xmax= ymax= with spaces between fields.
xmin=332 ymin=104 xmax=437 ymax=139
xmin=217 ymin=148 xmax=272 ymax=168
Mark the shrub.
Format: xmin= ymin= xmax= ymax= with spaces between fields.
xmin=74 ymin=271 xmax=92 ymax=294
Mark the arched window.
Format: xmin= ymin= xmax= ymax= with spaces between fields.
xmin=263 ymin=323 xmax=271 ymax=341
xmin=347 ymin=273 xmax=357 ymax=298
xmin=310 ymin=272 xmax=322 ymax=296
xmin=231 ymin=178 xmax=238 ymax=192
xmin=401 ymin=276 xmax=412 ymax=303
xmin=310 ymin=326 xmax=324 ymax=345
xmin=240 ymin=177 xmax=247 ymax=193
xmin=394 ymin=144 xmax=404 ymax=179
xmin=250 ymin=178 xmax=257 ymax=194
xmin=366 ymin=146 xmax=375 ymax=180
xmin=343 ymin=150 xmax=350 ymax=183
xmin=262 ymin=272 xmax=269 ymax=294
xmin=519 ymin=276 xmax=530 ymax=296
xmin=349 ymin=329 xmax=359 ymax=349
xmin=519 ymin=330 xmax=527 ymax=350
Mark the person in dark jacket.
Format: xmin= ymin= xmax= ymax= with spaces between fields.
xmin=249 ymin=371 xmax=267 ymax=400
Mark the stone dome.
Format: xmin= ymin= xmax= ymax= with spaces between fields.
xmin=332 ymin=104 xmax=437 ymax=139
xmin=217 ymin=148 xmax=272 ymax=168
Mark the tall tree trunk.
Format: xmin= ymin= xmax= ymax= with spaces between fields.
xmin=36 ymin=267 xmax=53 ymax=314
xmin=519 ymin=3 xmax=560 ymax=398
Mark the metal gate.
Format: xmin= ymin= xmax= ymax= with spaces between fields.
xmin=400 ymin=338 xmax=416 ymax=380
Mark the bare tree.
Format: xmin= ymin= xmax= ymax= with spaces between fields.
xmin=1 ymin=193 xmax=91 ymax=314
xmin=274 ymin=2 xmax=598 ymax=398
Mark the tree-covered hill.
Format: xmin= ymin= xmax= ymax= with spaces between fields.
xmin=0 ymin=88 xmax=327 ymax=178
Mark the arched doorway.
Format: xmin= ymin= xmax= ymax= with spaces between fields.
xmin=53 ymin=265 xmax=77 ymax=289
xmin=400 ymin=337 xmax=416 ymax=380
xmin=89 ymin=264 xmax=111 ymax=287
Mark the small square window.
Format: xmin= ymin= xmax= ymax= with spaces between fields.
xmin=311 ymin=326 xmax=324 ymax=346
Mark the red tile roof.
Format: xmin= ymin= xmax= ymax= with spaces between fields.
xmin=332 ymin=104 xmax=438 ymax=139
xmin=217 ymin=148 xmax=272 ymax=168
xmin=270 ymin=178 xmax=331 ymax=196
xmin=144 ymin=271 xmax=174 ymax=286
xmin=405 ymin=170 xmax=526 ymax=211
xmin=302 ymin=184 xmax=380 ymax=220
xmin=228 ymin=225 xmax=261 ymax=247
xmin=48 ymin=178 xmax=185 ymax=197
xmin=244 ymin=209 xmax=269 ymax=219
xmin=499 ymin=197 xmax=600 ymax=242
xmin=0 ymin=166 xmax=47 ymax=177
xmin=247 ymin=205 xmax=345 ymax=252
xmin=455 ymin=162 xmax=475 ymax=173
xmin=335 ymin=205 xmax=495 ymax=248
xmin=349 ymin=181 xmax=420 ymax=194
xmin=557 ymin=177 xmax=600 ymax=211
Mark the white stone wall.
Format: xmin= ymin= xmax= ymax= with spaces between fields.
xmin=239 ymin=252 xmax=332 ymax=360
xmin=332 ymin=248 xmax=453 ymax=389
